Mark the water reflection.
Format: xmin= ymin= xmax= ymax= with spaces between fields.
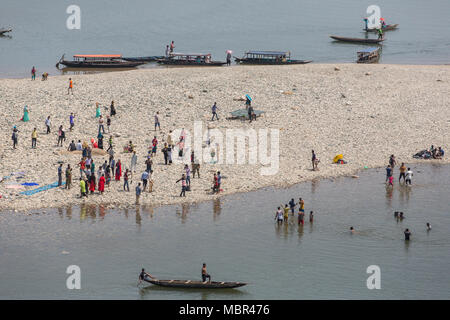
xmin=311 ymin=179 xmax=318 ymax=194
xmin=66 ymin=206 xmax=72 ymax=220
xmin=176 ymin=203 xmax=191 ymax=223
xmin=213 ymin=199 xmax=222 ymax=221
xmin=135 ymin=206 xmax=141 ymax=226
xmin=138 ymin=283 xmax=246 ymax=299
xmin=385 ymin=184 xmax=393 ymax=207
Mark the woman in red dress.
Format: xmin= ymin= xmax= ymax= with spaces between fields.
xmin=115 ymin=160 xmax=122 ymax=181
xmin=89 ymin=174 xmax=96 ymax=194
xmin=98 ymin=174 xmax=105 ymax=194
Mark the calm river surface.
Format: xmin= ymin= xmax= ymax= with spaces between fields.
xmin=0 ymin=163 xmax=449 ymax=299
xmin=1 ymin=0 xmax=450 ymax=78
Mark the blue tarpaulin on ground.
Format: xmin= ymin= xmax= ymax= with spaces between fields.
xmin=20 ymin=181 xmax=65 ymax=196
xmin=21 ymin=182 xmax=39 ymax=186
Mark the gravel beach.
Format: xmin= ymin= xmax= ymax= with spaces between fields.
xmin=0 ymin=64 xmax=449 ymax=211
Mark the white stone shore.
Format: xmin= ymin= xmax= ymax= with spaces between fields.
xmin=0 ymin=64 xmax=449 ymax=212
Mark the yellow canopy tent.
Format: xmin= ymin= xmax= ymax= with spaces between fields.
xmin=333 ymin=154 xmax=343 ymax=163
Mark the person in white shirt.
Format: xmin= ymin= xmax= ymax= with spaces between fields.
xmin=405 ymin=168 xmax=413 ymax=185
xmin=76 ymin=140 xmax=82 ymax=151
xmin=165 ymin=45 xmax=170 ymax=57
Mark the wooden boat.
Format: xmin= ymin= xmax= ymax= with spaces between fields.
xmin=234 ymin=51 xmax=312 ymax=65
xmin=330 ymin=36 xmax=384 ymax=44
xmin=56 ymin=54 xmax=145 ymax=68
xmin=356 ymin=47 xmax=380 ymax=63
xmin=144 ymin=278 xmax=247 ymax=289
xmin=122 ymin=55 xmax=165 ymax=62
xmin=157 ymin=53 xmax=226 ymax=66
xmin=0 ymin=27 xmax=12 ymax=35
xmin=364 ymin=24 xmax=398 ymax=32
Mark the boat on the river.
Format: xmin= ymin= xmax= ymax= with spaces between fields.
xmin=330 ymin=35 xmax=384 ymax=44
xmin=143 ymin=278 xmax=247 ymax=289
xmin=356 ymin=47 xmax=380 ymax=63
xmin=364 ymin=24 xmax=398 ymax=32
xmin=56 ymin=54 xmax=145 ymax=68
xmin=234 ymin=50 xmax=312 ymax=65
xmin=0 ymin=27 xmax=12 ymax=35
xmin=156 ymin=53 xmax=226 ymax=66
xmin=122 ymin=55 xmax=165 ymax=62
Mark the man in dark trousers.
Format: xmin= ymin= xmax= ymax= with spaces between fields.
xmin=58 ymin=164 xmax=63 ymax=186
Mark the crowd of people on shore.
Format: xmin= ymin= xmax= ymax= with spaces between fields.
xmin=10 ymin=82 xmax=228 ymax=204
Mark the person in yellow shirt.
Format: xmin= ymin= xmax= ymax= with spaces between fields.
xmin=283 ymin=204 xmax=290 ymax=223
xmin=399 ymin=162 xmax=407 ymax=183
xmin=31 ymin=127 xmax=37 ymax=149
xmin=298 ymin=198 xmax=305 ymax=214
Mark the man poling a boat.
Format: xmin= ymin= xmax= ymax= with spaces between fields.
xmin=138 ymin=268 xmax=155 ymax=284
xmin=377 ymin=28 xmax=384 ymax=40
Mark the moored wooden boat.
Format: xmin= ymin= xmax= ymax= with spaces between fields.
xmin=144 ymin=278 xmax=247 ymax=289
xmin=356 ymin=47 xmax=380 ymax=63
xmin=234 ymin=51 xmax=312 ymax=65
xmin=364 ymin=24 xmax=398 ymax=32
xmin=56 ymin=54 xmax=145 ymax=68
xmin=122 ymin=55 xmax=165 ymax=62
xmin=330 ymin=36 xmax=384 ymax=44
xmin=0 ymin=27 xmax=12 ymax=35
xmin=157 ymin=53 xmax=226 ymax=66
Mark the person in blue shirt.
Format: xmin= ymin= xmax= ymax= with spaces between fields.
xmin=211 ymin=102 xmax=219 ymax=121
xmin=386 ymin=165 xmax=392 ymax=182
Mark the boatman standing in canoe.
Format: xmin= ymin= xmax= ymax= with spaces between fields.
xmin=202 ymin=263 xmax=211 ymax=282
xmin=377 ymin=28 xmax=383 ymax=40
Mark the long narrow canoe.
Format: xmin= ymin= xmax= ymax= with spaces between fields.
xmin=122 ymin=56 xmax=165 ymax=62
xmin=144 ymin=278 xmax=247 ymax=289
xmin=364 ymin=24 xmax=398 ymax=32
xmin=0 ymin=28 xmax=12 ymax=35
xmin=330 ymin=36 xmax=384 ymax=44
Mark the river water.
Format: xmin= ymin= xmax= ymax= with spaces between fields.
xmin=1 ymin=0 xmax=450 ymax=78
xmin=0 ymin=163 xmax=449 ymax=299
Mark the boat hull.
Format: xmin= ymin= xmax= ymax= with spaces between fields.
xmin=0 ymin=28 xmax=12 ymax=35
xmin=364 ymin=24 xmax=398 ymax=32
xmin=122 ymin=56 xmax=165 ymax=62
xmin=58 ymin=60 xmax=145 ymax=68
xmin=157 ymin=59 xmax=226 ymax=66
xmin=330 ymin=36 xmax=384 ymax=44
xmin=144 ymin=278 xmax=247 ymax=289
xmin=356 ymin=55 xmax=380 ymax=63
xmin=234 ymin=58 xmax=312 ymax=65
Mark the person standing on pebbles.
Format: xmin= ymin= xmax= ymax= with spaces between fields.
xmin=211 ymin=102 xmax=219 ymax=121
xmin=45 ymin=116 xmax=51 ymax=134
xmin=69 ymin=113 xmax=75 ymax=131
xmin=58 ymin=163 xmax=63 ymax=186
xmin=65 ymin=164 xmax=72 ymax=189
xmin=95 ymin=102 xmax=101 ymax=118
xmin=176 ymin=174 xmax=187 ymax=197
xmin=12 ymin=126 xmax=19 ymax=149
xmin=67 ymin=78 xmax=73 ymax=95
xmin=110 ymin=101 xmax=116 ymax=117
xmin=312 ymin=150 xmax=319 ymax=171
xmin=31 ymin=128 xmax=37 ymax=149
xmin=154 ymin=112 xmax=161 ymax=131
